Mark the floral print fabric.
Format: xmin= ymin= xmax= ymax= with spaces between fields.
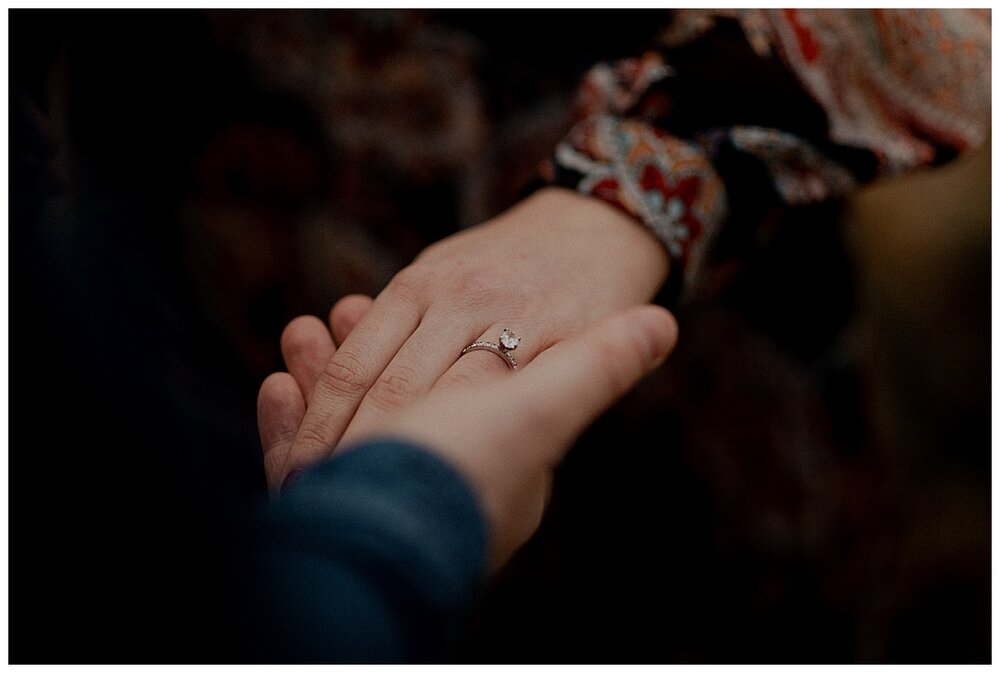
xmin=546 ymin=9 xmax=991 ymax=281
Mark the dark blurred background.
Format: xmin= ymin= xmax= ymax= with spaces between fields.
xmin=10 ymin=9 xmax=990 ymax=663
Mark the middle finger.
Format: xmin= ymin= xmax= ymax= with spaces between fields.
xmin=336 ymin=304 xmax=492 ymax=446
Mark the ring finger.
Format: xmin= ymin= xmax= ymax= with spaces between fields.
xmin=435 ymin=322 xmax=546 ymax=390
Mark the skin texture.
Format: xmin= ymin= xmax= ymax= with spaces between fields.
xmin=269 ymin=187 xmax=670 ymax=486
xmin=259 ymin=301 xmax=678 ymax=565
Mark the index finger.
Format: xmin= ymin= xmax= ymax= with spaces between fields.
xmin=281 ymin=277 xmax=423 ymax=477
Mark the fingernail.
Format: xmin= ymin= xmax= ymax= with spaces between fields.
xmin=281 ymin=468 xmax=304 ymax=494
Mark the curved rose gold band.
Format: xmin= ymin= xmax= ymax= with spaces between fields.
xmin=459 ymin=329 xmax=520 ymax=370
xmin=459 ymin=341 xmax=518 ymax=370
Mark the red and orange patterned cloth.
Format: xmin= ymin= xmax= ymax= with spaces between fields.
xmin=544 ymin=9 xmax=991 ymax=283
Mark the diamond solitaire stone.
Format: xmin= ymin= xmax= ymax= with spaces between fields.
xmin=499 ymin=328 xmax=520 ymax=351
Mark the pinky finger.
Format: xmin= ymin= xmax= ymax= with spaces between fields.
xmin=257 ymin=371 xmax=307 ymax=495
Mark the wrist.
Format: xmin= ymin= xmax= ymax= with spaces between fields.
xmin=508 ymin=187 xmax=671 ymax=304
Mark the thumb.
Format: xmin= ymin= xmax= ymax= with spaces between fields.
xmin=511 ymin=304 xmax=678 ymax=458
xmin=372 ymin=303 xmax=677 ymax=561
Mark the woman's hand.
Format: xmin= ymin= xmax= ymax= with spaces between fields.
xmin=260 ymin=302 xmax=678 ymax=565
xmin=268 ymin=188 xmax=670 ymax=488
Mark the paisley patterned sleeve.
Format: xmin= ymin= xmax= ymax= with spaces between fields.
xmin=543 ymin=9 xmax=991 ymax=288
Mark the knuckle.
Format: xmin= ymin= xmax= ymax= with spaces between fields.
xmin=317 ymin=349 xmax=371 ymax=398
xmin=391 ymin=257 xmax=534 ymax=319
xmin=365 ymin=365 xmax=418 ymax=412
xmin=440 ymin=351 xmax=510 ymax=390
xmin=448 ymin=268 xmax=505 ymax=309
xmin=439 ymin=367 xmax=479 ymax=390
xmin=269 ymin=425 xmax=298 ymax=449
xmin=385 ymin=264 xmax=431 ymax=305
xmin=293 ymin=422 xmax=336 ymax=456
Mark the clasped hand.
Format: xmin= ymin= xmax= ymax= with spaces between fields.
xmin=257 ymin=188 xmax=677 ymax=564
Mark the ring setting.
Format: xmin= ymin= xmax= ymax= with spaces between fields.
xmin=460 ymin=328 xmax=520 ymax=370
